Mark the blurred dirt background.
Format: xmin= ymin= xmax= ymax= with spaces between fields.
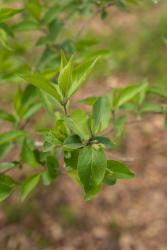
xmin=0 ymin=1 xmax=167 ymax=250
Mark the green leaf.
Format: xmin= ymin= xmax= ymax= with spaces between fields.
xmin=46 ymin=94 xmax=64 ymax=112
xmin=49 ymin=18 xmax=61 ymax=41
xmin=140 ymin=104 xmax=164 ymax=113
xmin=151 ymin=0 xmax=158 ymax=4
xmin=0 ymin=109 xmax=16 ymax=123
xmin=0 ymin=182 xmax=13 ymax=202
xmin=58 ymin=55 xmax=73 ymax=95
xmin=137 ymin=80 xmax=148 ymax=105
xmin=147 ymin=86 xmax=167 ymax=99
xmin=20 ymin=139 xmax=38 ymax=170
xmin=41 ymin=68 xmax=59 ymax=79
xmin=0 ymin=8 xmax=22 ymax=23
xmin=16 ymin=74 xmax=62 ymax=102
xmin=67 ymin=170 xmax=84 ymax=190
xmin=22 ymin=173 xmax=40 ymax=201
xmin=0 ymin=143 xmax=12 ymax=160
xmin=25 ymin=2 xmax=41 ymax=20
xmin=84 ymin=50 xmax=110 ymax=61
xmin=115 ymin=1 xmax=130 ymax=13
xmin=37 ymin=89 xmax=53 ymax=115
xmin=61 ymin=110 xmax=89 ymax=140
xmin=64 ymin=150 xmax=80 ymax=170
xmin=54 ymin=119 xmax=68 ymax=137
xmin=41 ymin=170 xmax=51 ymax=185
xmin=107 ymin=160 xmax=135 ymax=179
xmin=12 ymin=21 xmax=40 ymax=31
xmin=84 ymin=182 xmax=102 ymax=201
xmin=0 ymin=23 xmax=14 ymax=37
xmin=0 ymin=28 xmax=12 ymax=51
xmin=119 ymin=103 xmax=137 ymax=112
xmin=36 ymin=128 xmax=54 ymax=135
xmin=13 ymin=86 xmax=22 ymax=116
xmin=43 ymin=141 xmax=55 ymax=152
xmin=21 ymin=102 xmax=42 ymax=120
xmin=101 ymin=9 xmax=108 ymax=20
xmin=46 ymin=156 xmax=59 ymax=179
xmin=43 ymin=5 xmax=61 ymax=25
xmin=77 ymin=97 xmax=97 ymax=106
xmin=35 ymin=36 xmax=50 ymax=48
xmin=0 ymin=175 xmax=20 ymax=186
xmin=103 ymin=177 xmax=117 ymax=186
xmin=60 ymin=49 xmax=68 ymax=72
xmin=68 ymin=57 xmax=100 ymax=98
xmin=0 ymin=162 xmax=15 ymax=169
xmin=45 ymin=132 xmax=63 ymax=146
xmin=63 ymin=135 xmax=85 ymax=150
xmin=0 ymin=130 xmax=28 ymax=146
xmin=93 ymin=136 xmax=115 ymax=149
xmin=52 ymin=131 xmax=66 ymax=143
xmin=115 ymin=82 xmax=148 ymax=108
xmin=78 ymin=147 xmax=107 ymax=193
xmin=21 ymin=84 xmax=37 ymax=108
xmin=110 ymin=116 xmax=127 ymax=136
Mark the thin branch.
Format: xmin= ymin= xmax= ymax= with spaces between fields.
xmin=72 ymin=0 xmax=120 ymax=44
xmin=105 ymin=151 xmax=134 ymax=162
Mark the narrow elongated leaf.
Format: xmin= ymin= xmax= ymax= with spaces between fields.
xmin=45 ymin=132 xmax=63 ymax=146
xmin=107 ymin=160 xmax=135 ymax=179
xmin=64 ymin=150 xmax=80 ymax=170
xmin=58 ymin=55 xmax=73 ymax=95
xmin=12 ymin=21 xmax=40 ymax=31
xmin=63 ymin=135 xmax=85 ymax=150
xmin=43 ymin=5 xmax=61 ymax=25
xmin=0 ymin=8 xmax=22 ymax=23
xmin=68 ymin=57 xmax=100 ymax=98
xmin=78 ymin=147 xmax=107 ymax=193
xmin=49 ymin=18 xmax=61 ymax=41
xmin=147 ymin=86 xmax=167 ymax=99
xmin=60 ymin=49 xmax=68 ymax=72
xmin=77 ymin=97 xmax=97 ymax=106
xmin=0 ymin=183 xmax=13 ymax=202
xmin=93 ymin=136 xmax=115 ymax=149
xmin=25 ymin=2 xmax=41 ymax=20
xmin=22 ymin=174 xmax=40 ymax=201
xmin=13 ymin=86 xmax=22 ymax=116
xmin=0 ymin=28 xmax=12 ymax=51
xmin=36 ymin=128 xmax=54 ymax=135
xmin=0 ymin=130 xmax=28 ymax=146
xmin=0 ymin=143 xmax=12 ymax=160
xmin=22 ymin=103 xmax=42 ymax=120
xmin=37 ymin=89 xmax=53 ymax=115
xmin=41 ymin=170 xmax=51 ymax=185
xmin=140 ymin=104 xmax=164 ymax=113
xmin=84 ymin=182 xmax=102 ymax=201
xmin=103 ymin=177 xmax=117 ymax=186
xmin=0 ymin=110 xmax=15 ymax=123
xmin=16 ymin=74 xmax=62 ymax=102
xmin=21 ymin=85 xmax=37 ymax=108
xmin=41 ymin=68 xmax=59 ymax=79
xmin=61 ymin=110 xmax=89 ymax=140
xmin=115 ymin=82 xmax=148 ymax=108
xmin=20 ymin=140 xmax=38 ymax=170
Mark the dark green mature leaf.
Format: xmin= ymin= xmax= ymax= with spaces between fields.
xmin=25 ymin=2 xmax=41 ymax=20
xmin=49 ymin=18 xmax=61 ymax=41
xmin=115 ymin=82 xmax=148 ymax=108
xmin=41 ymin=170 xmax=51 ymax=185
xmin=84 ymin=182 xmax=102 ymax=201
xmin=0 ymin=110 xmax=15 ymax=123
xmin=46 ymin=156 xmax=59 ymax=179
xmin=77 ymin=97 xmax=97 ymax=106
xmin=63 ymin=135 xmax=85 ymax=150
xmin=0 ymin=174 xmax=20 ymax=186
xmin=93 ymin=136 xmax=115 ymax=149
xmin=147 ymin=86 xmax=167 ymax=99
xmin=22 ymin=174 xmax=40 ymax=201
xmin=43 ymin=141 xmax=55 ymax=152
xmin=78 ymin=147 xmax=107 ymax=193
xmin=68 ymin=57 xmax=100 ymax=98
xmin=43 ymin=5 xmax=61 ymax=25
xmin=0 ymin=182 xmax=13 ymax=202
xmin=61 ymin=110 xmax=89 ymax=140
xmin=101 ymin=9 xmax=108 ymax=20
xmin=20 ymin=139 xmax=38 ymax=170
xmin=107 ymin=160 xmax=135 ymax=179
xmin=0 ymin=130 xmax=28 ymax=146
xmin=103 ymin=177 xmax=117 ymax=186
xmin=45 ymin=132 xmax=63 ymax=146
xmin=21 ymin=84 xmax=37 ymax=108
xmin=140 ymin=104 xmax=164 ymax=113
xmin=0 ymin=143 xmax=12 ymax=160
xmin=64 ymin=150 xmax=80 ymax=170
xmin=37 ymin=89 xmax=53 ymax=115
xmin=0 ymin=8 xmax=22 ymax=23
xmin=12 ymin=21 xmax=40 ymax=31
xmin=16 ymin=74 xmax=62 ymax=102
xmin=58 ymin=55 xmax=73 ymax=95
xmin=67 ymin=170 xmax=84 ymax=190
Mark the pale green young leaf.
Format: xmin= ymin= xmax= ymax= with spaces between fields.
xmin=36 ymin=128 xmax=54 ymax=135
xmin=58 ymin=55 xmax=73 ymax=95
xmin=43 ymin=141 xmax=55 ymax=152
xmin=60 ymin=49 xmax=68 ymax=72
xmin=64 ymin=150 xmax=71 ymax=159
xmin=78 ymin=147 xmax=107 ymax=193
xmin=0 ymin=28 xmax=12 ymax=51
xmin=61 ymin=110 xmax=89 ymax=140
xmin=0 ymin=8 xmax=22 ymax=23
xmin=51 ymin=131 xmax=66 ymax=143
xmin=147 ymin=86 xmax=167 ymax=99
xmin=41 ymin=170 xmax=51 ymax=185
xmin=24 ymin=2 xmax=41 ymax=20
xmin=93 ymin=136 xmax=115 ymax=149
xmin=107 ymin=160 xmax=135 ymax=179
xmin=54 ymin=119 xmax=68 ymax=137
xmin=0 ymin=183 xmax=13 ymax=202
xmin=140 ymin=104 xmax=164 ymax=113
xmin=12 ymin=21 xmax=40 ymax=31
xmin=0 ymin=110 xmax=16 ymax=123
xmin=13 ymin=86 xmax=22 ymax=117
xmin=77 ymin=97 xmax=97 ymax=106
xmin=0 ymin=130 xmax=28 ymax=146
xmin=115 ymin=82 xmax=148 ymax=108
xmin=84 ymin=182 xmax=102 ymax=201
xmin=16 ymin=74 xmax=62 ymax=102
xmin=43 ymin=5 xmax=61 ymax=25
xmin=46 ymin=94 xmax=64 ymax=112
xmin=68 ymin=57 xmax=100 ymax=98
xmin=64 ymin=150 xmax=80 ymax=170
xmin=37 ymin=89 xmax=53 ymax=115
xmin=45 ymin=132 xmax=63 ymax=146
xmin=137 ymin=80 xmax=148 ymax=105
xmin=41 ymin=68 xmax=59 ymax=79
xmin=21 ymin=103 xmax=42 ymax=120
xmin=63 ymin=135 xmax=85 ymax=150
xmin=0 ymin=143 xmax=12 ymax=160
xmin=22 ymin=174 xmax=40 ymax=201
xmin=20 ymin=139 xmax=38 ymax=170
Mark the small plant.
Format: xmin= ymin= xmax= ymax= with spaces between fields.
xmin=0 ymin=0 xmax=166 ymax=202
